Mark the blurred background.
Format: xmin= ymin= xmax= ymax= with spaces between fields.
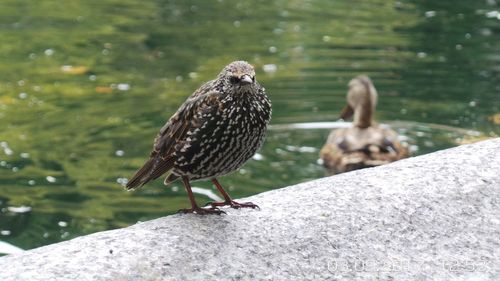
xmin=0 ymin=0 xmax=498 ymax=252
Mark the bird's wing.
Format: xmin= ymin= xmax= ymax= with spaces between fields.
xmin=126 ymin=89 xmax=221 ymax=189
xmin=153 ymin=90 xmax=220 ymax=157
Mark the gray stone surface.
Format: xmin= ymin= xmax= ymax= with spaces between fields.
xmin=1 ymin=139 xmax=499 ymax=281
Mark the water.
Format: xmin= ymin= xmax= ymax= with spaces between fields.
xmin=0 ymin=0 xmax=498 ymax=252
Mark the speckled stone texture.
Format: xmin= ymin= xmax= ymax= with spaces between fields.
xmin=1 ymin=139 xmax=499 ymax=281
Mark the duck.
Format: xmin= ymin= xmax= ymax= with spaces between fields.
xmin=320 ymin=76 xmax=409 ymax=173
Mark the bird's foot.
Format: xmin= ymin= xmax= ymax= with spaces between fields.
xmin=177 ymin=206 xmax=226 ymax=215
xmin=206 ymin=200 xmax=260 ymax=210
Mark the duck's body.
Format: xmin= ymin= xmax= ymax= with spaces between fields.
xmin=320 ymin=124 xmax=409 ymax=173
xmin=320 ymin=76 xmax=408 ymax=173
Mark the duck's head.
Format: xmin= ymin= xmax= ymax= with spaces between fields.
xmin=340 ymin=75 xmax=378 ymax=128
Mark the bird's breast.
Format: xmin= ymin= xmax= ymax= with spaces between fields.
xmin=174 ymin=93 xmax=270 ymax=178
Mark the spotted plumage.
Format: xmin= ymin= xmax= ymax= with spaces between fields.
xmin=126 ymin=61 xmax=271 ymax=214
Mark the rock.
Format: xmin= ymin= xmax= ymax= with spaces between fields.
xmin=0 ymin=241 xmax=24 ymax=255
xmin=1 ymin=139 xmax=499 ymax=280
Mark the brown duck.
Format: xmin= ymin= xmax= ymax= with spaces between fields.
xmin=320 ymin=76 xmax=408 ymax=173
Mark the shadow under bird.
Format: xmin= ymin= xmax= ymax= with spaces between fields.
xmin=320 ymin=76 xmax=408 ymax=173
xmin=126 ymin=61 xmax=272 ymax=215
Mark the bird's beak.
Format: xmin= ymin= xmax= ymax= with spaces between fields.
xmin=240 ymin=74 xmax=253 ymax=85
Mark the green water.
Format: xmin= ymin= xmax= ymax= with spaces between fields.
xmin=0 ymin=0 xmax=498 ymax=251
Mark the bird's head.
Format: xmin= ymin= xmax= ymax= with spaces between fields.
xmin=347 ymin=76 xmax=378 ymax=109
xmin=219 ymin=61 xmax=257 ymax=92
xmin=340 ymin=75 xmax=378 ymax=128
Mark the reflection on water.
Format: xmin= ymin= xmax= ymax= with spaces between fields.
xmin=0 ymin=0 xmax=498 ymax=251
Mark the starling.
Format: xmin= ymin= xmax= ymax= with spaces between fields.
xmin=126 ymin=61 xmax=272 ymax=215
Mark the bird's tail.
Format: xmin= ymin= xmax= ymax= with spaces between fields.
xmin=126 ymin=156 xmax=175 ymax=190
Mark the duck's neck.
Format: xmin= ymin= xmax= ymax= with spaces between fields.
xmin=353 ymin=97 xmax=373 ymax=129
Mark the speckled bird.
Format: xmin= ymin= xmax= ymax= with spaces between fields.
xmin=126 ymin=61 xmax=271 ymax=215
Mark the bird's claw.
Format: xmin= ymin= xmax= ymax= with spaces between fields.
xmin=177 ymin=206 xmax=226 ymax=215
xmin=206 ymin=200 xmax=260 ymax=210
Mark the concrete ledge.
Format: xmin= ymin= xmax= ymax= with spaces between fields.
xmin=1 ymin=139 xmax=499 ymax=280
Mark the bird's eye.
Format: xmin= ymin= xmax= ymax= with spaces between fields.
xmin=229 ymin=76 xmax=240 ymax=84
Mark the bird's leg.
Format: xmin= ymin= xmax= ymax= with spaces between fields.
xmin=206 ymin=178 xmax=259 ymax=209
xmin=178 ymin=177 xmax=225 ymax=215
